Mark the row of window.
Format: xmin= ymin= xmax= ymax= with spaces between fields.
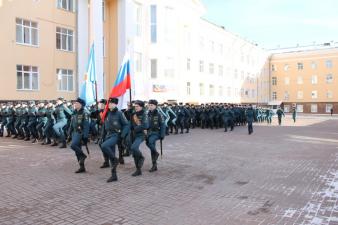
xmin=16 ymin=18 xmax=74 ymax=51
xmin=272 ymin=74 xmax=334 ymax=85
xmin=16 ymin=65 xmax=73 ymax=92
xmin=272 ymin=60 xmax=333 ymax=72
xmin=272 ymin=90 xmax=334 ymax=101
xmin=284 ymin=104 xmax=333 ymax=113
xmin=186 ymin=82 xmax=256 ymax=98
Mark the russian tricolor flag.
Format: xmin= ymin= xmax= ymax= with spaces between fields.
xmin=102 ymin=54 xmax=131 ymax=120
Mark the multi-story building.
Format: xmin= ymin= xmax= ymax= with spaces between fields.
xmin=123 ymin=0 xmax=269 ymax=104
xmin=270 ymin=43 xmax=338 ymax=113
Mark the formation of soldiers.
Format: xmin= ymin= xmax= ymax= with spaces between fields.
xmin=0 ymin=98 xmax=278 ymax=182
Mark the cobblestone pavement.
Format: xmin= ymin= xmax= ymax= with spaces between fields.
xmin=1 ymin=117 xmax=338 ymax=225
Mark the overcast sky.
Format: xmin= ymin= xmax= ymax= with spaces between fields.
xmin=201 ymin=0 xmax=338 ymax=49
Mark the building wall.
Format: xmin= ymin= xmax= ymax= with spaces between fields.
xmin=124 ymin=0 xmax=269 ymax=104
xmin=0 ymin=0 xmax=77 ymax=101
xmin=270 ymin=47 xmax=338 ymax=113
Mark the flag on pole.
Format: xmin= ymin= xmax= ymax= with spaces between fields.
xmin=102 ymin=53 xmax=131 ymax=120
xmin=79 ymin=43 xmax=96 ymax=106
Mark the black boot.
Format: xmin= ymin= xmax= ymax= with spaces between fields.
xmin=75 ymin=155 xmax=87 ymax=173
xmin=118 ymin=149 xmax=124 ymax=165
xmin=100 ymin=153 xmax=110 ymax=168
xmin=24 ymin=136 xmax=30 ymax=141
xmin=51 ymin=139 xmax=58 ymax=146
xmin=107 ymin=158 xmax=118 ymax=182
xmin=149 ymin=151 xmax=159 ymax=172
xmin=59 ymin=140 xmax=67 ymax=148
xmin=32 ymin=138 xmax=37 ymax=143
xmin=132 ymin=155 xmax=143 ymax=177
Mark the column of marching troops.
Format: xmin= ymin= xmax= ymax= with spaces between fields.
xmin=0 ymin=97 xmax=282 ymax=183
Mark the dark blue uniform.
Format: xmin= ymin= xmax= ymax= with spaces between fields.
xmin=146 ymin=108 xmax=165 ymax=172
xmin=131 ymin=109 xmax=149 ymax=176
xmin=69 ymin=107 xmax=89 ymax=173
xmin=100 ymin=107 xmax=129 ymax=182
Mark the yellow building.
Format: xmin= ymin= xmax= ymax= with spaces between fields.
xmin=0 ymin=0 xmax=119 ymax=101
xmin=270 ymin=45 xmax=338 ymax=113
xmin=0 ymin=0 xmax=77 ymax=100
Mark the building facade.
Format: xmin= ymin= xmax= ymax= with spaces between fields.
xmin=270 ymin=44 xmax=338 ymax=113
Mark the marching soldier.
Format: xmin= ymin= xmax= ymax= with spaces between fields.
xmin=246 ymin=104 xmax=256 ymax=135
xmin=35 ymin=101 xmax=47 ymax=142
xmin=146 ymin=100 xmax=165 ymax=172
xmin=69 ymin=98 xmax=90 ymax=173
xmin=100 ymin=97 xmax=129 ymax=182
xmin=130 ymin=100 xmax=149 ymax=176
xmin=52 ymin=97 xmax=72 ymax=148
xmin=276 ymin=107 xmax=285 ymax=126
xmin=42 ymin=101 xmax=55 ymax=145
xmin=27 ymin=101 xmax=38 ymax=142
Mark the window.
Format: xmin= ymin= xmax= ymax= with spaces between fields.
xmin=234 ymin=70 xmax=238 ymax=79
xmin=164 ymin=7 xmax=174 ymax=43
xmin=272 ymin=77 xmax=277 ymax=85
xmin=57 ymin=0 xmax=74 ymax=12
xmin=227 ymin=87 xmax=232 ymax=97
xmin=311 ymin=75 xmax=317 ymax=84
xmin=326 ymin=74 xmax=333 ymax=83
xmin=134 ymin=52 xmax=142 ymax=73
xmin=284 ymin=91 xmax=289 ymax=101
xmin=240 ymin=88 xmax=244 ymax=97
xmin=209 ymin=63 xmax=214 ymax=74
xmin=297 ymin=91 xmax=303 ymax=99
xmin=285 ymin=77 xmax=290 ymax=85
xmin=186 ymin=82 xmax=191 ymax=95
xmin=251 ymin=89 xmax=256 ymax=98
xmin=209 ymin=85 xmax=214 ymax=96
xmin=271 ymin=64 xmax=276 ymax=72
xmin=17 ymin=65 xmax=39 ymax=90
xmin=297 ymin=62 xmax=303 ymax=70
xmin=297 ymin=76 xmax=303 ymax=84
xmin=311 ymin=104 xmax=318 ymax=113
xmin=150 ymin=5 xmax=157 ymax=43
xmin=326 ymin=104 xmax=333 ymax=113
xmin=272 ymin=92 xmax=277 ymax=100
xmin=16 ymin=18 xmax=38 ymax=46
xmin=164 ymin=57 xmax=174 ymax=78
xmin=135 ymin=3 xmax=142 ymax=36
xmin=219 ymin=44 xmax=223 ymax=55
xmin=103 ymin=36 xmax=105 ymax=57
xmin=57 ymin=69 xmax=73 ymax=91
xmin=56 ymin=27 xmax=73 ymax=51
xmin=311 ymin=61 xmax=317 ymax=69
xmin=199 ymin=37 xmax=204 ymax=50
xmin=102 ymin=0 xmax=105 ymax=21
xmin=218 ymin=86 xmax=223 ymax=96
xmin=326 ymin=60 xmax=333 ymax=69
xmin=327 ymin=91 xmax=333 ymax=99
xmin=187 ymin=58 xmax=191 ymax=71
xmin=284 ymin=64 xmax=289 ymax=71
xmin=199 ymin=83 xmax=204 ymax=96
xmin=150 ymin=59 xmax=157 ymax=79
xmin=210 ymin=41 xmax=214 ymax=52
xmin=311 ymin=90 xmax=318 ymax=99
xmin=199 ymin=60 xmax=204 ymax=72
xmin=297 ymin=105 xmax=303 ymax=113
xmin=218 ymin=65 xmax=223 ymax=76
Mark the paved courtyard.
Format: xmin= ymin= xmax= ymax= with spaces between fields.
xmin=1 ymin=115 xmax=338 ymax=225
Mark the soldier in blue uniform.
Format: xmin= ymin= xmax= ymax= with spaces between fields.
xmin=69 ymin=98 xmax=90 ymax=173
xmin=35 ymin=101 xmax=48 ymax=142
xmin=146 ymin=100 xmax=165 ymax=172
xmin=130 ymin=100 xmax=149 ymax=176
xmin=6 ymin=102 xmax=16 ymax=137
xmin=246 ymin=105 xmax=256 ymax=135
xmin=27 ymin=101 xmax=38 ymax=142
xmin=276 ymin=107 xmax=285 ymax=126
xmin=52 ymin=97 xmax=72 ymax=148
xmin=100 ymin=97 xmax=129 ymax=182
xmin=42 ymin=102 xmax=55 ymax=145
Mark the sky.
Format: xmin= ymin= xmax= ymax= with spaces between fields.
xmin=201 ymin=0 xmax=338 ymax=49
